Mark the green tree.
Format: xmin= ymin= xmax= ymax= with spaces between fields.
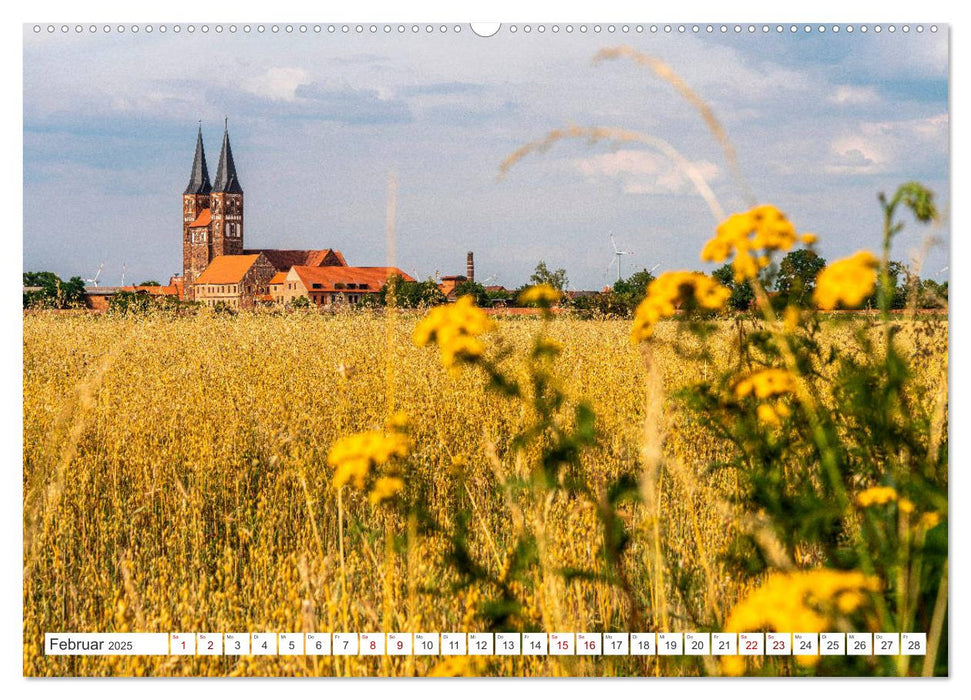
xmin=612 ymin=268 xmax=656 ymax=302
xmin=918 ymin=278 xmax=948 ymax=309
xmin=137 ymin=280 xmax=162 ymax=287
xmin=379 ymin=275 xmax=447 ymax=308
xmin=61 ymin=277 xmax=87 ymax=307
xmin=712 ymin=263 xmax=756 ymax=311
xmin=529 ymin=261 xmax=568 ymax=291
xmin=22 ymin=271 xmax=86 ymax=309
xmin=290 ymin=295 xmax=312 ymax=309
xmin=453 ymin=280 xmax=489 ymax=306
xmin=775 ymin=249 xmax=826 ymax=308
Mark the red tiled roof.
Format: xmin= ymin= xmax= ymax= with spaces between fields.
xmin=243 ymin=248 xmax=347 ymax=272
xmin=268 ymin=271 xmax=288 ymax=285
xmin=188 ymin=208 xmax=212 ymax=228
xmin=195 ymin=254 xmax=261 ymax=284
xmin=291 ymin=266 xmax=414 ymax=293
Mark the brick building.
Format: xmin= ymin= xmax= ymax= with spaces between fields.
xmin=281 ymin=266 xmax=414 ymax=308
xmin=192 ymin=254 xmax=278 ymax=309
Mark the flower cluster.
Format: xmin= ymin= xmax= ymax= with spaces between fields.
xmin=734 ymin=369 xmax=796 ymax=399
xmin=519 ymin=283 xmax=561 ymax=306
xmin=326 ymin=417 xmax=411 ymax=504
xmin=734 ymin=369 xmax=797 ymax=426
xmin=856 ymin=485 xmax=898 ymax=508
xmin=721 ymin=569 xmax=880 ymax=675
xmin=702 ymin=205 xmax=809 ymax=282
xmin=813 ymin=251 xmax=879 ymax=311
xmin=413 ymin=295 xmax=495 ymax=370
xmin=630 ymin=271 xmax=730 ymax=343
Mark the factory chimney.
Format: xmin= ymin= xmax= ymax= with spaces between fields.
xmin=466 ymin=251 xmax=475 ymax=282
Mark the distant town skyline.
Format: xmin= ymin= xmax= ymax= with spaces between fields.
xmin=24 ymin=25 xmax=949 ymax=288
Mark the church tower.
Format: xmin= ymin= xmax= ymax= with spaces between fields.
xmin=182 ymin=125 xmax=212 ymax=297
xmin=209 ymin=119 xmax=244 ymax=260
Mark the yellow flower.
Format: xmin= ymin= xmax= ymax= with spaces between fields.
xmin=756 ymin=402 xmax=790 ymax=427
xmin=722 ymin=569 xmax=880 ymax=675
xmin=836 ymin=590 xmax=865 ymax=614
xmin=801 ymin=233 xmax=818 ymax=245
xmin=413 ymin=296 xmax=495 ymax=370
xmin=856 ymin=486 xmax=897 ymax=508
xmin=519 ymin=284 xmax=561 ymax=306
xmin=702 ymin=205 xmax=800 ymax=281
xmin=813 ymin=251 xmax=879 ymax=311
xmin=898 ymin=497 xmax=915 ymax=514
xmin=368 ymin=476 xmax=405 ymax=505
xmin=720 ymin=655 xmax=746 ymax=676
xmin=327 ymin=431 xmax=410 ymax=490
xmin=631 ymin=272 xmax=730 ymax=343
xmin=918 ymin=512 xmax=941 ymax=530
xmin=734 ymin=369 xmax=796 ymax=399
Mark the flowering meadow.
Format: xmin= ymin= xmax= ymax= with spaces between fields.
xmin=23 ymin=224 xmax=947 ymax=677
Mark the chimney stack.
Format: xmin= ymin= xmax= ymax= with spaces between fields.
xmin=466 ymin=251 xmax=475 ymax=282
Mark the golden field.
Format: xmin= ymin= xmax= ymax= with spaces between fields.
xmin=22 ymin=309 xmax=948 ymax=677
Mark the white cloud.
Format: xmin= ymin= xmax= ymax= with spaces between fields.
xmin=573 ymin=149 xmax=720 ymax=196
xmin=826 ymin=113 xmax=948 ymax=175
xmin=241 ymin=67 xmax=311 ymax=102
xmin=829 ymin=85 xmax=881 ymax=106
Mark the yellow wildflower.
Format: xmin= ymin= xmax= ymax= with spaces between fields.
xmin=368 ymin=476 xmax=405 ymax=505
xmin=720 ymin=655 xmax=746 ymax=677
xmin=327 ymin=431 xmax=410 ymax=490
xmin=702 ymin=205 xmax=800 ymax=281
xmin=835 ymin=590 xmax=865 ymax=614
xmin=918 ymin=512 xmax=941 ymax=530
xmin=801 ymin=233 xmax=818 ymax=245
xmin=856 ymin=486 xmax=898 ymax=508
xmin=413 ymin=295 xmax=494 ymax=370
xmin=519 ymin=284 xmax=561 ymax=306
xmin=721 ymin=568 xmax=879 ymax=677
xmin=734 ymin=369 xmax=796 ymax=400
xmin=756 ymin=401 xmax=790 ymax=427
xmin=631 ymin=272 xmax=730 ymax=343
xmin=898 ymin=497 xmax=915 ymax=514
xmin=813 ymin=251 xmax=879 ymax=311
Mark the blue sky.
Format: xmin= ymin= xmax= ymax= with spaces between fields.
xmin=23 ymin=25 xmax=949 ymax=289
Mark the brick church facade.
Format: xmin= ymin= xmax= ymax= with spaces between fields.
xmin=180 ymin=122 xmax=405 ymax=308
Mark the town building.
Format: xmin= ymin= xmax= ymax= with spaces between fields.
xmin=192 ymin=253 xmax=278 ymax=309
xmin=181 ymin=123 xmax=409 ymax=309
xmin=281 ymin=266 xmax=415 ymax=308
xmin=439 ymin=251 xmax=476 ymax=300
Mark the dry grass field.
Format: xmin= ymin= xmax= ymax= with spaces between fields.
xmin=22 ymin=309 xmax=947 ymax=677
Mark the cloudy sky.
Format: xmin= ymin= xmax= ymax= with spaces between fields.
xmin=23 ymin=24 xmax=949 ymax=289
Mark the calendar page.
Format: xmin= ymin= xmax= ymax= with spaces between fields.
xmin=21 ymin=13 xmax=949 ymax=681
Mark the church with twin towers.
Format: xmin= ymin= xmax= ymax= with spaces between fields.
xmin=179 ymin=121 xmax=409 ymax=309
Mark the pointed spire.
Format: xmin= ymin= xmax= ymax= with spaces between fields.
xmin=212 ymin=118 xmax=243 ymax=194
xmin=184 ymin=124 xmax=212 ymax=195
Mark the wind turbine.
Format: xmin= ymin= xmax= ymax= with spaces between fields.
xmin=120 ymin=262 xmax=128 ymax=288
xmin=609 ymin=233 xmax=634 ymax=282
xmin=84 ymin=261 xmax=105 ymax=287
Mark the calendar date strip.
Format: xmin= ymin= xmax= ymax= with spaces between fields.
xmin=44 ymin=631 xmax=927 ymax=657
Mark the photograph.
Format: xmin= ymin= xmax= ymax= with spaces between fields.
xmin=21 ymin=18 xmax=949 ymax=678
